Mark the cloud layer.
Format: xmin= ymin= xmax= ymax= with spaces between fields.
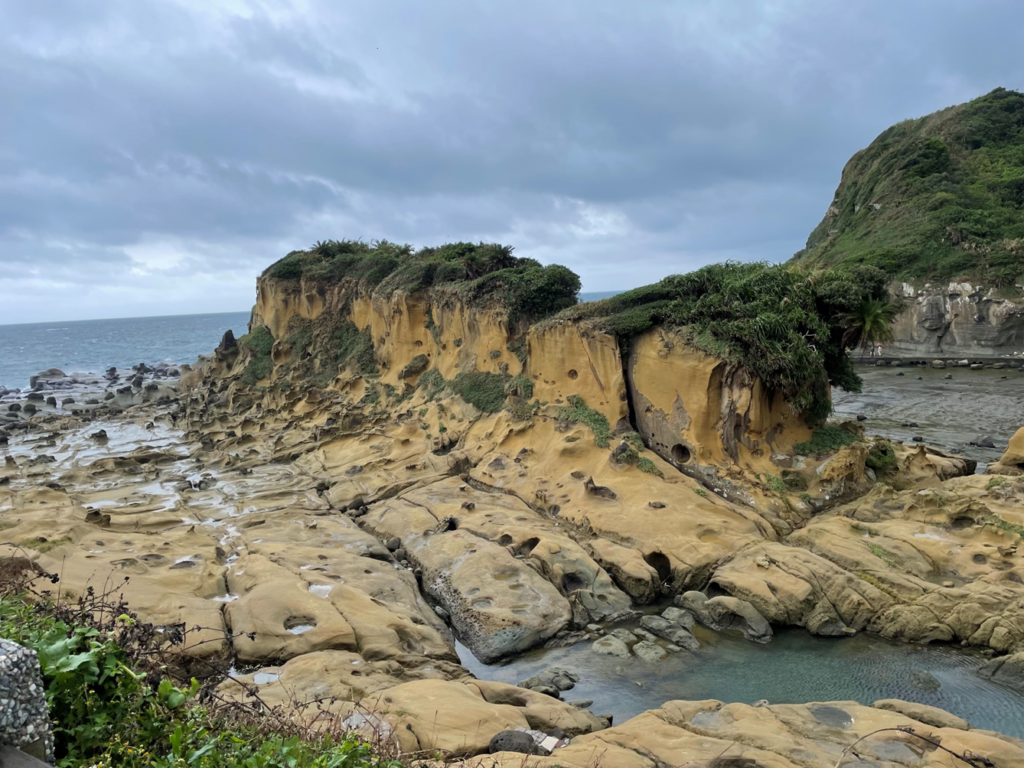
xmin=3 ymin=0 xmax=1022 ymax=323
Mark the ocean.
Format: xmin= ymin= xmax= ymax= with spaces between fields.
xmin=0 ymin=292 xmax=624 ymax=391
xmin=0 ymin=311 xmax=251 ymax=390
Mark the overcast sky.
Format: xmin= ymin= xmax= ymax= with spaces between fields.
xmin=2 ymin=1 xmax=1022 ymax=324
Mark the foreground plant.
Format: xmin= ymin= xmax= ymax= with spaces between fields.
xmin=0 ymin=565 xmax=401 ymax=768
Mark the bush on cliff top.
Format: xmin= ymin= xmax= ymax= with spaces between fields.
xmin=546 ymin=261 xmax=892 ymax=425
xmin=263 ymin=239 xmax=580 ymax=323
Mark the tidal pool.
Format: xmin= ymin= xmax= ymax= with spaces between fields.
xmin=832 ymin=367 xmax=1024 ymax=469
xmin=458 ymin=626 xmax=1024 ymax=739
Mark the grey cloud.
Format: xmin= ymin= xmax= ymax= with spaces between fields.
xmin=1 ymin=0 xmax=1022 ymax=323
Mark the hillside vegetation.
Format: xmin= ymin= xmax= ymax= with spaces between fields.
xmin=794 ymin=87 xmax=1024 ymax=288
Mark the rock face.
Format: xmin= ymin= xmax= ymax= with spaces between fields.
xmin=890 ymin=282 xmax=1024 ymax=357
xmin=627 ymin=328 xmax=811 ymax=472
xmin=978 ymin=652 xmax=1024 ymax=693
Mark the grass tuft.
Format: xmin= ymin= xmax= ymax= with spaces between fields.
xmin=557 ymin=395 xmax=612 ymax=448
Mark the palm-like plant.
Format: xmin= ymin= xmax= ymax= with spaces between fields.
xmin=843 ymin=297 xmax=900 ymax=352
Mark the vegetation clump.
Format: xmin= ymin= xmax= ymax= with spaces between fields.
xmin=546 ymin=261 xmax=894 ymax=423
xmin=263 ymin=240 xmax=580 ymax=323
xmin=239 ymin=326 xmax=275 ymax=386
xmin=417 ymin=368 xmax=511 ymax=413
xmin=448 ymin=371 xmax=509 ymax=413
xmin=0 ymin=583 xmax=395 ymax=768
xmin=794 ymin=426 xmax=860 ymax=456
xmin=866 ymin=442 xmax=898 ymax=475
xmin=795 ymin=87 xmax=1024 ymax=288
xmin=557 ymin=395 xmax=612 ymax=448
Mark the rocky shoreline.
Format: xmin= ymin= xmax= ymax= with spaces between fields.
xmin=4 ymin=258 xmax=1024 ymax=766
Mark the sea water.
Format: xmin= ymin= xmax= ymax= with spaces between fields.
xmin=0 ymin=311 xmax=251 ymax=389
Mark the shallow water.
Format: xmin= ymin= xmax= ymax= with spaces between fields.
xmin=458 ymin=626 xmax=1024 ymax=738
xmin=832 ymin=367 xmax=1024 ymax=469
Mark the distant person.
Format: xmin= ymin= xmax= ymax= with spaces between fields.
xmin=876 ymin=343 xmax=883 ymax=358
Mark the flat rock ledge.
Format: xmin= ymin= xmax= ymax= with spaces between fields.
xmin=0 ymin=639 xmax=53 ymax=764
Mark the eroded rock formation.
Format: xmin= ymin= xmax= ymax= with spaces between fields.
xmin=3 ymin=256 xmax=1023 ymax=764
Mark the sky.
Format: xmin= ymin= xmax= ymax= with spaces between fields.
xmin=2 ymin=1 xmax=1023 ymax=324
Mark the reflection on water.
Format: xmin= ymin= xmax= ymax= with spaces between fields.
xmin=832 ymin=367 xmax=1024 ymax=469
xmin=458 ymin=626 xmax=1024 ymax=738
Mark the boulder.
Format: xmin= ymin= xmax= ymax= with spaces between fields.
xmin=591 ymin=635 xmax=630 ymax=658
xmin=519 ymin=668 xmax=579 ymax=694
xmin=631 ymin=640 xmax=667 ymax=663
xmin=988 ymin=427 xmax=1024 ymax=476
xmin=488 ymin=730 xmax=536 ymax=755
xmin=639 ymin=615 xmax=699 ymax=650
xmin=661 ymin=606 xmax=696 ymax=629
xmin=675 ymin=591 xmax=772 ymax=643
xmin=978 ymin=652 xmax=1024 ymax=693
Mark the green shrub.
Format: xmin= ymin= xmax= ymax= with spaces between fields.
xmin=0 ymin=594 xmax=398 ymax=768
xmin=261 ymin=240 xmax=580 ymax=323
xmin=240 ymin=326 xmax=274 ymax=357
xmin=794 ymin=426 xmax=859 ymax=456
xmin=866 ymin=442 xmax=898 ymax=475
xmin=637 ymin=457 xmax=663 ymax=477
xmin=448 ymin=371 xmax=509 ymax=413
xmin=557 ymin=395 xmax=611 ymax=448
xmin=505 ymin=375 xmax=534 ymax=399
xmin=764 ymin=473 xmax=788 ymax=495
xmin=238 ymin=326 xmax=276 ymax=387
xmin=328 ymin=322 xmax=378 ymax=378
xmin=507 ymin=337 xmax=528 ymax=364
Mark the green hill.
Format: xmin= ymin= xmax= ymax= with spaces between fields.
xmin=793 ymin=87 xmax=1024 ymax=289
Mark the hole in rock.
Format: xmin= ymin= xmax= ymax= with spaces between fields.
xmin=284 ymin=616 xmax=317 ymax=634
xmin=671 ymin=444 xmax=692 ymax=464
xmin=973 ymin=554 xmax=988 ymax=564
xmin=567 ymin=369 xmax=578 ymax=380
xmin=644 ymin=551 xmax=672 ymax=584
xmin=951 ymin=517 xmax=975 ymax=530
xmin=517 ymin=537 xmax=540 ymax=556
xmin=561 ymin=572 xmax=587 ymax=594
xmin=498 ymin=534 xmax=514 ymax=546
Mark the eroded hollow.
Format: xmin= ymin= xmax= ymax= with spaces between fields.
xmin=671 ymin=444 xmax=692 ymax=464
xmin=284 ymin=616 xmax=317 ymax=634
xmin=561 ymin=572 xmax=587 ymax=594
xmin=516 ymin=537 xmax=540 ymax=556
xmin=644 ymin=551 xmax=672 ymax=584
xmin=568 ymin=369 xmax=579 ymax=380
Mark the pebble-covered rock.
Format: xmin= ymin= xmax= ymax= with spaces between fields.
xmin=0 ymin=639 xmax=54 ymax=763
